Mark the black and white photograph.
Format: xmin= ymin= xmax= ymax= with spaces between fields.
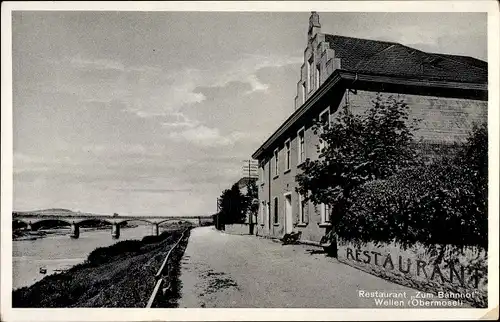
xmin=1 ymin=1 xmax=498 ymax=321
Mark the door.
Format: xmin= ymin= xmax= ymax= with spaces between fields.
xmin=284 ymin=193 xmax=293 ymax=234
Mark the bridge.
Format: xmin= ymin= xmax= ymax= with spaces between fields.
xmin=12 ymin=212 xmax=213 ymax=239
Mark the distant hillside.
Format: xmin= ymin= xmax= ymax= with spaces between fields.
xmin=37 ymin=208 xmax=74 ymax=213
xmin=14 ymin=208 xmax=76 ymax=215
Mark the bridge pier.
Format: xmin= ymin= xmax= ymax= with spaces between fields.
xmin=70 ymin=222 xmax=80 ymax=239
xmin=112 ymin=222 xmax=120 ymax=239
xmin=151 ymin=223 xmax=159 ymax=236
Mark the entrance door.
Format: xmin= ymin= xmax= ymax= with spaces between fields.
xmin=284 ymin=193 xmax=293 ymax=234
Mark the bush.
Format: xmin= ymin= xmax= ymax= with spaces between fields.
xmin=86 ymin=240 xmax=143 ymax=266
xmin=141 ymin=235 xmax=162 ymax=244
xmin=340 ymin=123 xmax=487 ymax=252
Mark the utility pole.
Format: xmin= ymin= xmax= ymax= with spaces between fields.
xmin=242 ymin=159 xmax=258 ymax=180
xmin=242 ymin=159 xmax=258 ymax=234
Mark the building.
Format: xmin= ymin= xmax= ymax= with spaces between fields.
xmin=251 ymin=12 xmax=487 ymax=243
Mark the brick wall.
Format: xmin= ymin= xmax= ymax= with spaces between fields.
xmin=347 ymin=90 xmax=487 ymax=144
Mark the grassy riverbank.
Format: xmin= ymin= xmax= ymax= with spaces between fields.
xmin=12 ymin=222 xmax=192 ymax=307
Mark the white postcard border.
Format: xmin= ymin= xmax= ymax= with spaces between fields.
xmin=1 ymin=1 xmax=498 ymax=321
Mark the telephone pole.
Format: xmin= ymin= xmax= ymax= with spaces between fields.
xmin=242 ymin=159 xmax=258 ymax=179
xmin=242 ymin=159 xmax=258 ymax=234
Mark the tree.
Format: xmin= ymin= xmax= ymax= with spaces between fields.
xmin=245 ymin=180 xmax=259 ymax=218
xmin=295 ymin=94 xmax=420 ymax=257
xmin=217 ymin=183 xmax=248 ymax=225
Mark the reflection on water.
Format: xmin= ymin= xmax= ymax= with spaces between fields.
xmin=12 ymin=225 xmax=155 ymax=289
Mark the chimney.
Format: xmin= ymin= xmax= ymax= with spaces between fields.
xmin=308 ymin=11 xmax=321 ymax=43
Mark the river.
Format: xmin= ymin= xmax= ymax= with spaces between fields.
xmin=12 ymin=225 xmax=159 ymax=290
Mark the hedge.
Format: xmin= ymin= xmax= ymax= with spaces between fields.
xmin=339 ymin=158 xmax=487 ymax=252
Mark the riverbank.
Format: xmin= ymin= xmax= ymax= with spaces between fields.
xmin=12 ymin=222 xmax=192 ymax=307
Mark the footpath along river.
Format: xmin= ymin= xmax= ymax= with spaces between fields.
xmin=12 ymin=225 xmax=156 ymax=289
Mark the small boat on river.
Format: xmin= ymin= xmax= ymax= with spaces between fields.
xmin=39 ymin=267 xmax=47 ymax=274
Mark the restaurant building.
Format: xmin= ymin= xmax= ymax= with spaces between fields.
xmin=251 ymin=12 xmax=487 ymax=243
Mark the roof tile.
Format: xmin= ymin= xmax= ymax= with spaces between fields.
xmin=324 ymin=34 xmax=487 ymax=83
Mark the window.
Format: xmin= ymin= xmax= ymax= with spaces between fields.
xmin=273 ymin=148 xmax=279 ymax=177
xmin=274 ymin=197 xmax=279 ymax=224
xmin=316 ymin=64 xmax=321 ymax=89
xmin=260 ymin=163 xmax=265 ymax=185
xmin=298 ymin=128 xmax=305 ymax=164
xmin=319 ymin=107 xmax=330 ymax=152
xmin=285 ymin=140 xmax=291 ymax=171
xmin=299 ymin=194 xmax=307 ymax=224
xmin=301 ymin=82 xmax=306 ymax=104
xmin=320 ymin=203 xmax=331 ymax=224
xmin=308 ymin=57 xmax=314 ymax=92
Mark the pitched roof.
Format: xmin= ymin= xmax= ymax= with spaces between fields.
xmin=251 ymin=35 xmax=487 ymax=160
xmin=324 ymin=34 xmax=487 ymax=83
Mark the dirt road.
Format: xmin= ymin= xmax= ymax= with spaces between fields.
xmin=178 ymin=227 xmax=467 ymax=308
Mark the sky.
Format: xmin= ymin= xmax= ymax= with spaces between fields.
xmin=12 ymin=11 xmax=487 ymax=216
